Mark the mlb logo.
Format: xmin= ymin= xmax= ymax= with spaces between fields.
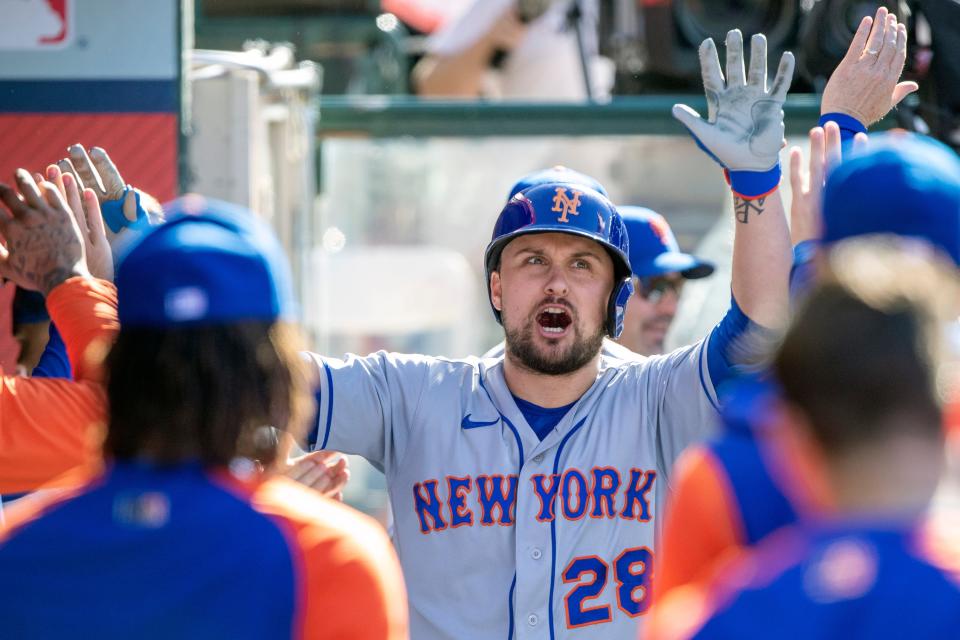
xmin=0 ymin=0 xmax=72 ymax=50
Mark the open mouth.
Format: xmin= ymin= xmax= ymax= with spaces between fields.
xmin=537 ymin=306 xmax=573 ymax=335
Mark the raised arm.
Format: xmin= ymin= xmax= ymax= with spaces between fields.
xmin=820 ymin=6 xmax=916 ymax=137
xmin=672 ymin=32 xmax=794 ymax=335
xmin=0 ymin=170 xmax=118 ymax=493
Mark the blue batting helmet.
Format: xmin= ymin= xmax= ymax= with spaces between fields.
xmin=484 ymin=183 xmax=634 ymax=338
xmin=507 ymin=166 xmax=608 ymax=201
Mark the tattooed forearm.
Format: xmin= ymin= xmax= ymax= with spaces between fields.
xmin=733 ymin=196 xmax=766 ymax=224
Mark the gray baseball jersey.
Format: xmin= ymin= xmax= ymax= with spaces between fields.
xmin=309 ymin=334 xmax=720 ymax=639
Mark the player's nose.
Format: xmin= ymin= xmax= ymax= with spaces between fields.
xmin=543 ymin=265 xmax=569 ymax=297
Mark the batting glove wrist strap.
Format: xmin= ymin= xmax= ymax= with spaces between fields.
xmin=819 ymin=112 xmax=867 ymax=144
xmin=100 ymin=187 xmax=147 ymax=234
xmin=725 ymin=164 xmax=781 ymax=200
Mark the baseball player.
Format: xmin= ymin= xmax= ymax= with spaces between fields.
xmin=656 ymin=7 xmax=935 ymax=600
xmin=0 ymin=195 xmax=409 ymax=639
xmin=647 ymin=238 xmax=960 ymax=639
xmin=0 ymin=169 xmax=118 ymax=495
xmin=308 ymin=29 xmax=796 ymax=639
xmin=616 ymin=207 xmax=714 ymax=356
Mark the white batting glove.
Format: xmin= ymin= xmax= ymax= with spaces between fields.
xmin=673 ymin=31 xmax=795 ymax=181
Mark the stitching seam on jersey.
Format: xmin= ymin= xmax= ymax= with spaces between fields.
xmin=698 ymin=334 xmax=721 ymax=414
xmin=507 ymin=573 xmax=516 ymax=639
xmin=394 ymin=359 xmax=435 ymax=473
xmin=319 ymin=359 xmax=334 ymax=450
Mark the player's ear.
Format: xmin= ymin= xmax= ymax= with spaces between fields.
xmin=490 ymin=270 xmax=503 ymax=312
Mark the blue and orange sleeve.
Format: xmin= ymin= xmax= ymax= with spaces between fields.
xmin=658 ymin=446 xmax=747 ymax=600
xmin=248 ymin=477 xmax=409 ymax=640
xmin=32 ymin=323 xmax=72 ymax=379
xmin=0 ymin=278 xmax=116 ymax=493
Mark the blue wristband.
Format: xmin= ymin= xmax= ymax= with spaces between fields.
xmin=726 ymin=164 xmax=782 ymax=200
xmin=100 ymin=187 xmax=146 ymax=233
xmin=819 ymin=113 xmax=867 ymax=144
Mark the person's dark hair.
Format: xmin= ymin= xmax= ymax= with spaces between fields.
xmin=774 ymin=238 xmax=958 ymax=456
xmin=105 ymin=321 xmax=312 ymax=467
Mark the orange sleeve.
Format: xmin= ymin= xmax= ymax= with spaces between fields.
xmin=46 ymin=277 xmax=119 ymax=384
xmin=0 ymin=278 xmax=117 ymax=493
xmin=252 ymin=478 xmax=409 ymax=640
xmin=657 ymin=445 xmax=746 ymax=600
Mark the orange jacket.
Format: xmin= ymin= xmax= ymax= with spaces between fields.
xmin=0 ymin=277 xmax=117 ymax=493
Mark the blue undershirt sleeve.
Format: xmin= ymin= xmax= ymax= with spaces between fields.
xmin=819 ymin=112 xmax=867 ymax=144
xmin=789 ymin=240 xmax=818 ymax=311
xmin=706 ymin=296 xmax=780 ymax=394
xmin=31 ymin=322 xmax=73 ymax=379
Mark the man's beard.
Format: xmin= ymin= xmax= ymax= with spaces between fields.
xmin=504 ymin=309 xmax=605 ymax=376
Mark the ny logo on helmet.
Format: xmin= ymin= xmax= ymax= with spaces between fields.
xmin=551 ymin=187 xmax=582 ymax=223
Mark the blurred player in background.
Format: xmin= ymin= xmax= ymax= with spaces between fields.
xmin=656 ymin=6 xmax=942 ymax=603
xmin=648 ymin=238 xmax=960 ymax=639
xmin=0 ymin=194 xmax=407 ymax=639
xmin=0 ymin=143 xmax=348 ymax=501
xmin=617 ymin=207 xmax=714 ymax=356
xmin=413 ymin=0 xmax=613 ymax=100
xmin=0 ymin=169 xmax=117 ymax=495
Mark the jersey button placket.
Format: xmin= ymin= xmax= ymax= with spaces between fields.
xmin=533 ymin=453 xmax=544 ymax=464
xmin=530 ymin=547 xmax=542 ymax=560
xmin=527 ymin=613 xmax=539 ymax=627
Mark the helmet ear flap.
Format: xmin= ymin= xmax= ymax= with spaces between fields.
xmin=607 ymin=276 xmax=634 ymax=338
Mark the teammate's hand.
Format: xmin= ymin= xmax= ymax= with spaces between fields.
xmin=787 ymin=122 xmax=842 ymax=245
xmin=282 ymin=450 xmax=350 ymax=501
xmin=820 ymin=7 xmax=917 ymax=126
xmin=41 ymin=164 xmax=113 ymax=282
xmin=0 ymin=170 xmax=90 ymax=295
xmin=57 ymin=144 xmax=148 ymax=245
xmin=673 ymin=30 xmax=794 ymax=172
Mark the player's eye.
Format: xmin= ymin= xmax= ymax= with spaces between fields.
xmin=572 ymin=259 xmax=590 ymax=270
xmin=526 ymin=256 xmax=546 ymax=265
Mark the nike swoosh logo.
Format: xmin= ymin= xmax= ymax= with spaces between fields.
xmin=461 ymin=414 xmax=500 ymax=430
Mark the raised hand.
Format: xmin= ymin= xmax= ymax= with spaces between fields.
xmin=673 ymin=30 xmax=795 ymax=172
xmin=820 ymin=7 xmax=918 ymax=126
xmin=61 ymin=144 xmax=125 ymax=202
xmin=58 ymin=144 xmax=146 ymax=243
xmin=282 ymin=449 xmax=350 ymax=501
xmin=788 ymin=122 xmax=842 ymax=245
xmin=0 ymin=170 xmax=90 ymax=295
xmin=44 ymin=164 xmax=113 ymax=282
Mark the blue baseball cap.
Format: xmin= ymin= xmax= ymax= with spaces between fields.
xmin=619 ymin=206 xmax=715 ymax=279
xmin=115 ymin=195 xmax=296 ymax=327
xmin=822 ymin=132 xmax=960 ymax=266
xmin=507 ymin=166 xmax=608 ymax=201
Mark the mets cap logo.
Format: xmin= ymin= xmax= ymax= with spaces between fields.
xmin=551 ymin=187 xmax=583 ymax=223
xmin=647 ymin=213 xmax=671 ymax=244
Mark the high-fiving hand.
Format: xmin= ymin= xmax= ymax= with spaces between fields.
xmin=820 ymin=6 xmax=917 ymax=126
xmin=38 ymin=164 xmax=113 ymax=282
xmin=0 ymin=170 xmax=90 ymax=295
xmin=58 ymin=144 xmax=147 ymax=242
xmin=673 ymin=30 xmax=795 ymax=173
